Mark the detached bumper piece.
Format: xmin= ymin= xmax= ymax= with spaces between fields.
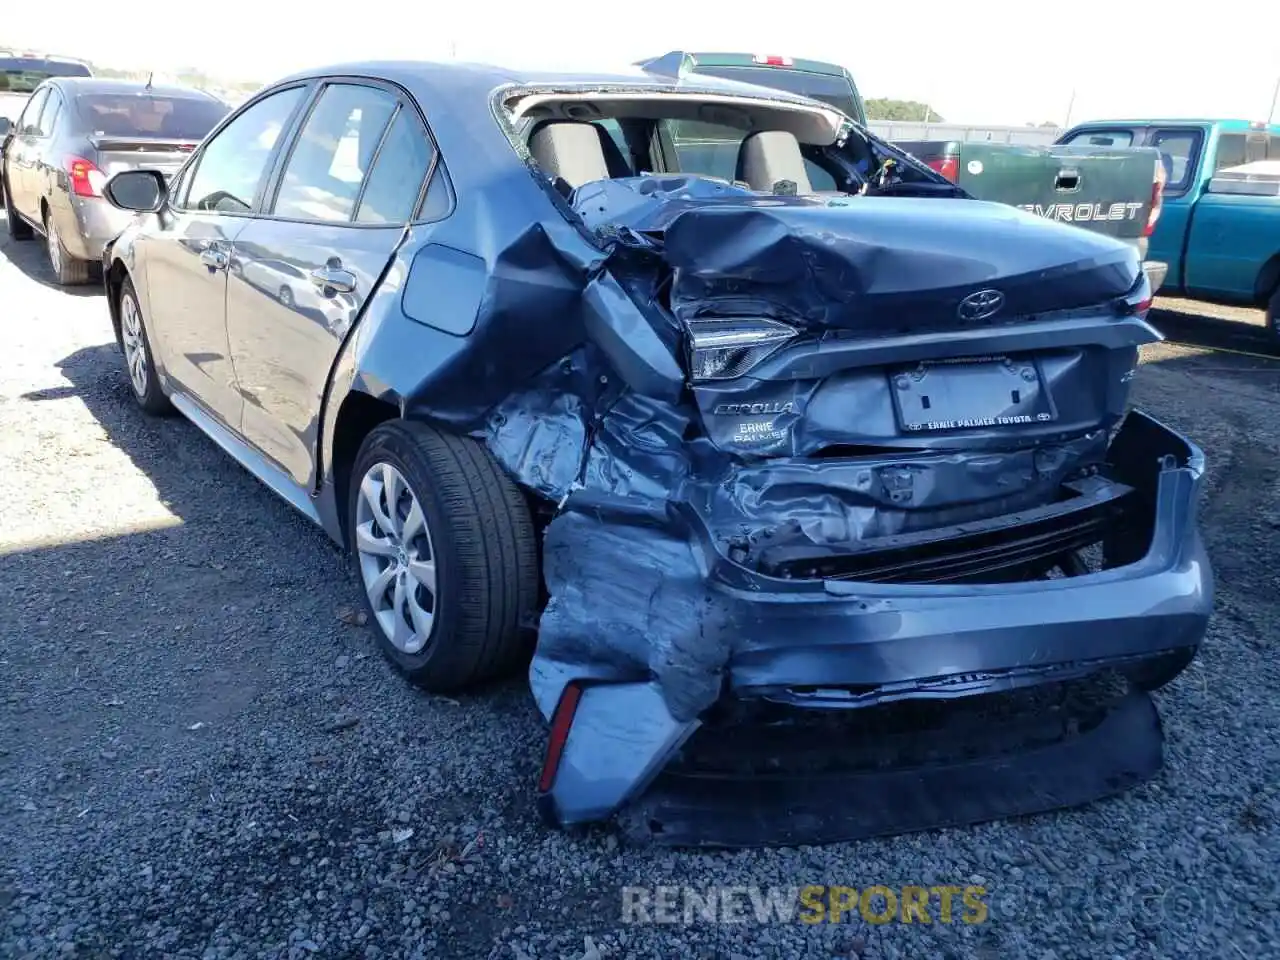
xmin=616 ymin=681 xmax=1162 ymax=848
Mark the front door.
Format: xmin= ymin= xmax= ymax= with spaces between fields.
xmin=227 ymin=81 xmax=442 ymax=488
xmin=6 ymin=86 xmax=48 ymax=221
xmin=142 ymin=85 xmax=309 ymax=429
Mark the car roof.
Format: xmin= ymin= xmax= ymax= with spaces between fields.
xmin=272 ymin=58 xmax=833 ymax=110
xmin=229 ymin=59 xmax=853 ymax=238
xmin=46 ymin=76 xmax=221 ymax=101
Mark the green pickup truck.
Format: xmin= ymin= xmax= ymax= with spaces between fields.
xmin=641 ymin=52 xmax=1167 ymax=285
xmin=1058 ymin=119 xmax=1280 ymax=336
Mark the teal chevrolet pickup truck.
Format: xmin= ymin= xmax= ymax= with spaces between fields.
xmin=1058 ymin=119 xmax=1280 ymax=336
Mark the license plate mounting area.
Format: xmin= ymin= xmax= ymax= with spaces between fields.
xmin=891 ymin=355 xmax=1056 ymax=433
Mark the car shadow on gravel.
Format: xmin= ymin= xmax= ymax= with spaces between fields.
xmin=1149 ymin=304 xmax=1278 ymax=358
xmin=0 ymin=232 xmax=103 ymax=297
xmin=6 ymin=340 xmax=563 ymax=956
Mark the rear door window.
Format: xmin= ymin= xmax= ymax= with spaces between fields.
xmin=183 ymin=85 xmax=305 ymax=214
xmin=271 ymin=82 xmax=398 ymax=223
xmin=354 ymin=108 xmax=437 ymax=224
xmin=1149 ymin=128 xmax=1202 ymax=195
xmin=73 ymin=94 xmax=228 ymax=140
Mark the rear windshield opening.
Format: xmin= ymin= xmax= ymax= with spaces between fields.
xmin=510 ymin=92 xmax=943 ymax=201
xmin=0 ymin=58 xmax=91 ymax=93
xmin=74 ymin=94 xmax=228 ymax=140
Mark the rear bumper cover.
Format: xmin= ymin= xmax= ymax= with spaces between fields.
xmin=535 ymin=409 xmax=1212 ymax=834
xmin=64 ymin=195 xmax=133 ymax=261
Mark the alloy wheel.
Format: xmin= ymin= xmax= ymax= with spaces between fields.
xmin=355 ymin=462 xmax=438 ymax=654
xmin=47 ymin=219 xmax=62 ymax=277
xmin=120 ymin=293 xmax=149 ymax=398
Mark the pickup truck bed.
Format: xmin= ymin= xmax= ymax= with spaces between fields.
xmin=894 ymin=140 xmax=1163 ymax=265
xmin=1059 ymin=119 xmax=1280 ymax=338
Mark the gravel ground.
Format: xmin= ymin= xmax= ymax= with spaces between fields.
xmin=2 ymin=230 xmax=1278 ymax=960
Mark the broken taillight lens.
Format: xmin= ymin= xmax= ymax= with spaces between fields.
xmin=685 ymin=317 xmax=799 ymax=381
xmin=1143 ymin=160 xmax=1166 ymax=237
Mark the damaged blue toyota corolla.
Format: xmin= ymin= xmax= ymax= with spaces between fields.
xmin=99 ymin=59 xmax=1212 ymax=847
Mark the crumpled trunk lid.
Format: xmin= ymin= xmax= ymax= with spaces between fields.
xmin=576 ymin=176 xmax=1142 ymax=335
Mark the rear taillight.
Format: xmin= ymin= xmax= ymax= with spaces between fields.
xmin=685 ymin=316 xmax=798 ymax=381
xmin=925 ymin=155 xmax=959 ymax=182
xmin=67 ymin=157 xmax=107 ymax=198
xmin=1119 ymin=272 xmax=1154 ymax=318
xmin=1143 ymin=160 xmax=1166 ymax=237
xmin=751 ymin=54 xmax=794 ymax=66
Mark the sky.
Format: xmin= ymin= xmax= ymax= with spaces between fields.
xmin=6 ymin=1 xmax=1279 ymax=125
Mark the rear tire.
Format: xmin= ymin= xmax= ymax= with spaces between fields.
xmin=3 ymin=176 xmax=33 ymax=240
xmin=1267 ymin=284 xmax=1279 ymax=341
xmin=348 ymin=420 xmax=540 ymax=692
xmin=45 ymin=211 xmax=90 ymax=286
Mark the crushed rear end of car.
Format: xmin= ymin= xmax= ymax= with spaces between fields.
xmin=473 ymin=168 xmax=1212 ymax=845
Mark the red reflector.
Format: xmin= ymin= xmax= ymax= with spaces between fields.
xmin=751 ymin=54 xmax=794 ymax=66
xmin=1143 ymin=160 xmax=1166 ymax=238
xmin=67 ymin=156 xmax=105 ymax=198
xmin=925 ymin=155 xmax=959 ymax=182
xmin=537 ymin=683 xmax=584 ymax=793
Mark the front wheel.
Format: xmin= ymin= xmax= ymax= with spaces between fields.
xmin=118 ymin=277 xmax=173 ymax=415
xmin=1267 ymin=285 xmax=1279 ymax=341
xmin=348 ymin=421 xmax=540 ymax=691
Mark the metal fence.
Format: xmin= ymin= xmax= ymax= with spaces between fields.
xmin=867 ymin=120 xmax=1065 ymax=145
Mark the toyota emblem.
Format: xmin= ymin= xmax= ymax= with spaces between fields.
xmin=957 ymin=289 xmax=1006 ymax=322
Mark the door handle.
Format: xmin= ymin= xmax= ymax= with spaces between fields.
xmin=200 ymin=248 xmax=228 ymax=271
xmin=310 ymin=266 xmax=356 ymax=294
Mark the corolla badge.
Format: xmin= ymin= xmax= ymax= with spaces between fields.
xmin=957 ymin=289 xmax=1006 ymax=322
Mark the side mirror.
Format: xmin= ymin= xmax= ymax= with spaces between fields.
xmin=0 ymin=116 xmax=11 ymax=137
xmin=103 ymin=169 xmax=167 ymax=213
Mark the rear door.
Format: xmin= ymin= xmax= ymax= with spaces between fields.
xmin=226 ymin=79 xmax=445 ymax=488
